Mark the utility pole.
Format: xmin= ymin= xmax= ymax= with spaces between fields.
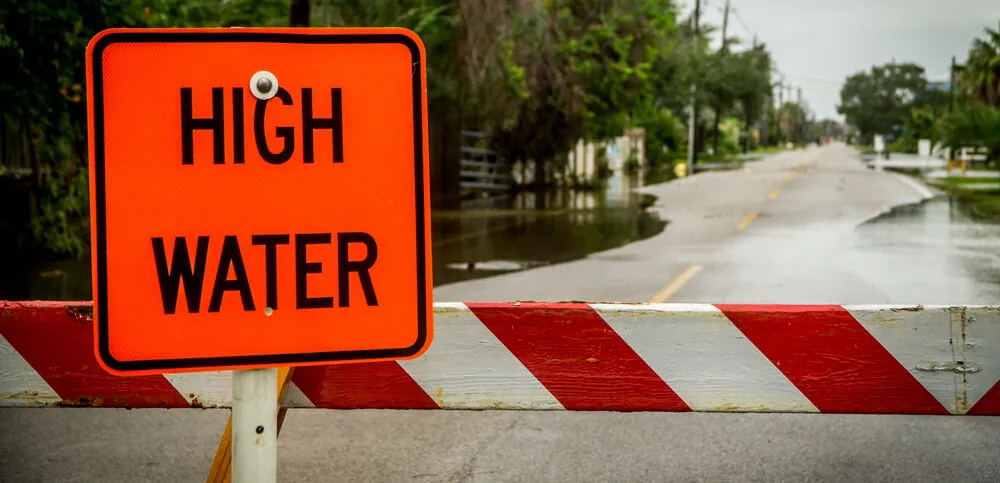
xmin=686 ymin=0 xmax=701 ymax=173
xmin=777 ymin=82 xmax=784 ymax=145
xmin=289 ymin=0 xmax=310 ymax=27
xmin=711 ymin=0 xmax=732 ymax=156
xmin=786 ymin=85 xmax=793 ymax=144
xmin=748 ymin=33 xmax=759 ymax=152
xmin=949 ymin=55 xmax=957 ymax=110
xmin=796 ymin=87 xmax=802 ymax=143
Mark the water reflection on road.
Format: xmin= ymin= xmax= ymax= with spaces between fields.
xmin=853 ymin=196 xmax=1000 ymax=302
xmin=432 ymin=171 xmax=666 ymax=286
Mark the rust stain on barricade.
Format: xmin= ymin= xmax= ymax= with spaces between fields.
xmin=56 ymin=396 xmax=108 ymax=408
xmin=889 ymin=305 xmax=926 ymax=312
xmin=707 ymin=403 xmax=818 ymax=412
xmin=870 ymin=312 xmax=904 ymax=329
xmin=66 ymin=305 xmax=94 ymax=322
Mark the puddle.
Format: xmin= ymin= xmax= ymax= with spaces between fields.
xmin=0 ymin=257 xmax=92 ymax=301
xmin=432 ymin=173 xmax=666 ymax=286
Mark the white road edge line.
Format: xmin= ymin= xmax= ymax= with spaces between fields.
xmin=891 ymin=172 xmax=935 ymax=200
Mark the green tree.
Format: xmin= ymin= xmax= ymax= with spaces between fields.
xmin=777 ymin=101 xmax=813 ymax=144
xmin=814 ymin=118 xmax=844 ymax=140
xmin=1 ymin=1 xmax=146 ymax=257
xmin=937 ymin=103 xmax=1000 ymax=163
xmin=492 ymin=0 xmax=680 ymax=178
xmin=956 ymin=21 xmax=1000 ymax=106
xmin=837 ymin=62 xmax=928 ymax=143
xmin=891 ymin=105 xmax=937 ymax=153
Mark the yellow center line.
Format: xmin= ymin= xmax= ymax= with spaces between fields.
xmin=785 ymin=174 xmax=794 ymax=182
xmin=737 ymin=211 xmax=758 ymax=229
xmin=649 ymin=264 xmax=702 ymax=303
xmin=769 ymin=188 xmax=780 ymax=199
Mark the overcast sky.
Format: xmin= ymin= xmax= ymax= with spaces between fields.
xmin=677 ymin=0 xmax=1000 ymax=120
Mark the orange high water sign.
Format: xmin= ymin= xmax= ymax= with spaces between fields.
xmin=86 ymin=28 xmax=432 ymax=376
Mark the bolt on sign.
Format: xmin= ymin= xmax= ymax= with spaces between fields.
xmin=86 ymin=28 xmax=432 ymax=376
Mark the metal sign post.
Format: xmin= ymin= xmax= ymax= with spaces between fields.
xmin=232 ymin=369 xmax=278 ymax=483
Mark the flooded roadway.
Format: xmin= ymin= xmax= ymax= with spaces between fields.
xmin=435 ymin=145 xmax=1000 ymax=304
xmin=9 ymin=147 xmax=995 ymax=305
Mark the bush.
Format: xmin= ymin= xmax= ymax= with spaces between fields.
xmin=639 ymin=109 xmax=683 ymax=169
xmin=936 ymin=104 xmax=1000 ymax=161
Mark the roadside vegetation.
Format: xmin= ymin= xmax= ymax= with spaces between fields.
xmin=838 ymin=20 xmax=1000 ymax=219
xmin=2 ymin=0 xmax=828 ymax=261
xmin=838 ymin=21 xmax=1000 ymax=161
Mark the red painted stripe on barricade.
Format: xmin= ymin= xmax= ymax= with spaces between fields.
xmin=717 ymin=304 xmax=949 ymax=415
xmin=293 ymin=362 xmax=438 ymax=409
xmin=0 ymin=302 xmax=189 ymax=408
xmin=468 ymin=303 xmax=690 ymax=411
xmin=968 ymin=381 xmax=1000 ymax=416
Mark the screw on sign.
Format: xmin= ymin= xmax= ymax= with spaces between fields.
xmin=85 ymin=28 xmax=432 ymax=483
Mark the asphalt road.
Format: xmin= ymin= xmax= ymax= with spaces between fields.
xmin=4 ymin=144 xmax=1000 ymax=482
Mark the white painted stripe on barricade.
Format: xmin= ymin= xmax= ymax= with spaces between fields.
xmin=399 ymin=303 xmax=562 ymax=410
xmin=597 ymin=304 xmax=818 ymax=412
xmin=0 ymin=334 xmax=61 ymax=407
xmin=282 ymin=381 xmax=317 ymax=408
xmin=164 ymin=371 xmax=232 ymax=407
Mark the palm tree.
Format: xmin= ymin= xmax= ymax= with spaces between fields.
xmin=958 ymin=22 xmax=1000 ymax=106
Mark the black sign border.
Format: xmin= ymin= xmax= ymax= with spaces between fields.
xmin=90 ymin=31 xmax=429 ymax=373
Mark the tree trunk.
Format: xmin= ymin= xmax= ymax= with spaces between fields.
xmin=290 ymin=0 xmax=310 ymax=27
xmin=429 ymin=108 xmax=461 ymax=210
xmin=712 ymin=104 xmax=722 ymax=155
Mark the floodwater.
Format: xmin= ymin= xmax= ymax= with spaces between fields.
xmin=5 ymin=170 xmax=999 ymax=302
xmin=850 ymin=195 xmax=1000 ymax=302
xmin=0 ymin=170 xmax=666 ymax=300
xmin=433 ymin=173 xmax=666 ymax=286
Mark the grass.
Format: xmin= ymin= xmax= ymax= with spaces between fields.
xmin=751 ymin=145 xmax=787 ymax=155
xmin=932 ymin=176 xmax=1000 ymax=186
xmin=923 ymin=176 xmax=1000 ymax=220
xmin=924 ymin=176 xmax=1000 ymax=195
xmin=958 ymin=190 xmax=1000 ymax=220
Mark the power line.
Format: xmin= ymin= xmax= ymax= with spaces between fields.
xmin=781 ymin=74 xmax=843 ymax=86
xmin=730 ymin=8 xmax=752 ymax=36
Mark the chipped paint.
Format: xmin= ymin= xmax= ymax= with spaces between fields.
xmin=708 ymin=402 xmax=816 ymax=413
xmin=915 ymin=362 xmax=980 ymax=373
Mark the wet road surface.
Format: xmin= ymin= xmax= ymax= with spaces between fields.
xmin=435 ymin=144 xmax=1000 ymax=304
xmin=4 ymin=144 xmax=1000 ymax=482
